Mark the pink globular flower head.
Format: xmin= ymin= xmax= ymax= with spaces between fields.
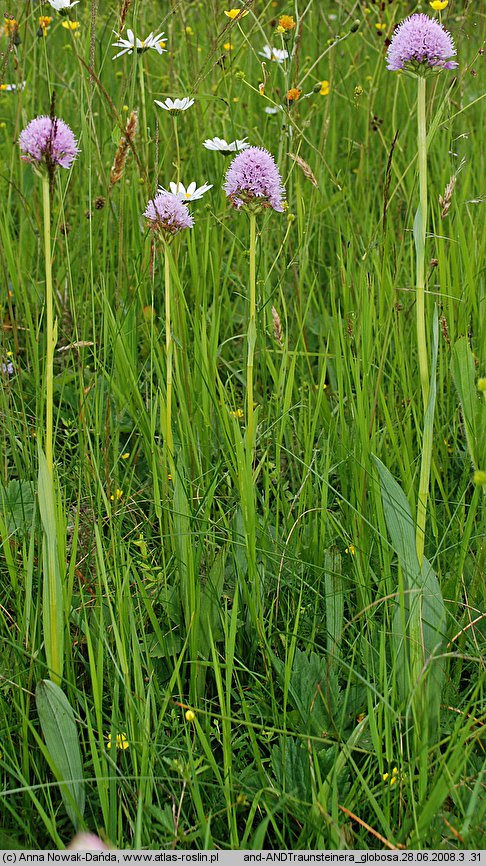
xmin=144 ymin=192 xmax=194 ymax=240
xmin=386 ymin=14 xmax=457 ymax=73
xmin=18 ymin=115 xmax=79 ymax=169
xmin=223 ymin=146 xmax=285 ymax=213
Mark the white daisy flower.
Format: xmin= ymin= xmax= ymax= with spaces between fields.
xmin=159 ymin=181 xmax=213 ymax=201
xmin=48 ymin=0 xmax=80 ymax=10
xmin=202 ymin=137 xmax=250 ymax=154
xmin=154 ymin=97 xmax=195 ymax=114
xmin=112 ymin=29 xmax=167 ymax=59
xmin=259 ymin=45 xmax=289 ymax=63
xmin=0 ymin=81 xmax=26 ymax=92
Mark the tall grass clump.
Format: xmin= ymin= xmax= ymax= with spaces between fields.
xmin=0 ymin=0 xmax=484 ymax=851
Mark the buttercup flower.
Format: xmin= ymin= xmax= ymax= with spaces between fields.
xmin=62 ymin=20 xmax=80 ymax=32
xmin=224 ymin=146 xmax=285 ymax=212
xmin=159 ymin=181 xmax=213 ymax=201
xmin=154 ymin=97 xmax=194 ymax=114
xmin=19 ymin=116 xmax=79 ymax=169
xmin=386 ymin=14 xmax=457 ymax=72
xmin=48 ymin=0 xmax=80 ymax=11
xmin=319 ymin=80 xmax=330 ymax=96
xmin=144 ymin=192 xmax=194 ymax=236
xmin=430 ymin=0 xmax=448 ymax=10
xmin=203 ymin=136 xmax=249 ymax=154
xmin=112 ymin=29 xmax=167 ymax=59
xmin=259 ymin=45 xmax=289 ymax=62
xmin=224 ymin=9 xmax=249 ymax=19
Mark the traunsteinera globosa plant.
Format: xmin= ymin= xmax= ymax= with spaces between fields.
xmin=383 ymin=13 xmax=457 ymax=753
xmin=19 ymin=113 xmax=79 ymax=684
xmin=224 ymin=146 xmax=285 ymax=453
xmin=144 ymin=191 xmax=194 ymax=475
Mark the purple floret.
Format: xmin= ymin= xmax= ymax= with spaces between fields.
xmin=223 ymin=146 xmax=285 ymax=212
xmin=19 ymin=115 xmax=79 ymax=169
xmin=387 ymin=14 xmax=457 ymax=72
xmin=144 ymin=192 xmax=194 ymax=235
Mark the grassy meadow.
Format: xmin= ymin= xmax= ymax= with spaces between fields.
xmin=0 ymin=0 xmax=485 ymax=851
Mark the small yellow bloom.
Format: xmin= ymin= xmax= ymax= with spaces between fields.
xmin=224 ymin=8 xmax=249 ymax=19
xmin=231 ymin=408 xmax=244 ymax=420
xmin=375 ymin=22 xmax=386 ymax=31
xmin=185 ymin=26 xmax=194 ymax=36
xmin=38 ymin=16 xmax=52 ymax=36
xmin=107 ymin=732 xmax=129 ymax=750
xmin=383 ymin=766 xmax=400 ymax=786
xmin=258 ymin=82 xmax=265 ymax=96
xmin=287 ymin=87 xmax=301 ymax=101
xmin=319 ymin=80 xmax=330 ymax=96
xmin=61 ymin=20 xmax=80 ymax=31
xmin=121 ymin=452 xmax=130 ymax=460
xmin=279 ymin=15 xmax=296 ymax=31
xmin=430 ymin=0 xmax=448 ymax=10
xmin=110 ymin=488 xmax=124 ymax=501
xmin=345 ymin=543 xmax=356 ymax=556
xmin=223 ymin=42 xmax=234 ymax=51
xmin=4 ymin=16 xmax=18 ymax=37
xmin=185 ymin=709 xmax=196 ymax=722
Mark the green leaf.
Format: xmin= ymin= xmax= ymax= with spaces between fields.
xmin=35 ymin=680 xmax=85 ymax=830
xmin=451 ymin=337 xmax=484 ymax=469
xmin=0 ymin=480 xmax=35 ymax=535
xmin=372 ymin=455 xmax=420 ymax=584
xmin=37 ymin=446 xmax=64 ymax=683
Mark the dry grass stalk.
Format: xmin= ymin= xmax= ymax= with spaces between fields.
xmin=288 ymin=152 xmax=318 ymax=187
xmin=119 ymin=0 xmax=132 ymax=32
xmin=109 ymin=111 xmax=138 ymax=191
xmin=272 ymin=306 xmax=283 ymax=345
xmin=439 ymin=157 xmax=465 ymax=219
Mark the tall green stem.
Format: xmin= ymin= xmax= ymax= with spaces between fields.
xmin=42 ymin=172 xmax=54 ymax=482
xmin=247 ymin=213 xmax=257 ymax=452
xmin=415 ymin=75 xmax=432 ymax=568
xmin=173 ymin=117 xmax=180 ymax=184
xmin=416 ymin=75 xmax=429 ymax=411
xmin=164 ymin=244 xmax=174 ymax=474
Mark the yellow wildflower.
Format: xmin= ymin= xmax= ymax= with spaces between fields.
xmin=185 ymin=26 xmax=194 ymax=36
xmin=383 ymin=767 xmax=400 ymax=786
xmin=231 ymin=408 xmax=244 ymax=420
xmin=61 ymin=20 xmax=80 ymax=32
xmin=4 ymin=16 xmax=18 ymax=37
xmin=224 ymin=8 xmax=249 ymax=19
xmin=319 ymin=80 xmax=330 ymax=96
xmin=345 ymin=543 xmax=356 ymax=556
xmin=224 ymin=42 xmax=234 ymax=51
xmin=110 ymin=488 xmax=124 ymax=501
xmin=430 ymin=0 xmax=448 ymax=9
xmin=279 ymin=15 xmax=296 ymax=30
xmin=185 ymin=709 xmax=196 ymax=722
xmin=38 ymin=16 xmax=52 ymax=36
xmin=287 ymin=87 xmax=301 ymax=101
xmin=375 ymin=22 xmax=386 ymax=31
xmin=107 ymin=732 xmax=129 ymax=750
